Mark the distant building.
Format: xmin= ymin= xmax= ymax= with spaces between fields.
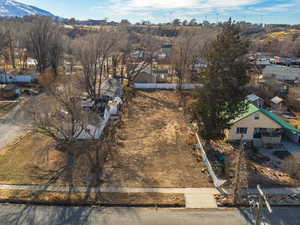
xmin=100 ymin=78 xmax=123 ymax=99
xmin=270 ymin=96 xmax=287 ymax=113
xmin=130 ymin=50 xmax=144 ymax=58
xmin=246 ymin=93 xmax=264 ymax=108
xmin=260 ymin=78 xmax=289 ymax=95
xmin=134 ymin=71 xmax=156 ymax=83
xmin=263 ymin=65 xmax=300 ymax=83
xmin=255 ymin=58 xmax=271 ymax=67
xmin=26 ymin=59 xmax=37 ymax=66
xmin=273 ymin=56 xmax=297 ymax=65
xmin=193 ymin=58 xmax=208 ymax=68
xmin=161 ymin=44 xmax=172 ymax=57
xmin=0 ymin=84 xmax=20 ymax=99
xmin=134 ymin=68 xmax=169 ymax=83
xmin=0 ymin=74 xmax=36 ymax=84
xmin=157 ymin=52 xmax=167 ymax=60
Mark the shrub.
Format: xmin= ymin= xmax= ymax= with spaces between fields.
xmin=283 ymin=156 xmax=300 ymax=180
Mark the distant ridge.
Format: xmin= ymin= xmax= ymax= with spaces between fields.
xmin=0 ymin=0 xmax=54 ymax=17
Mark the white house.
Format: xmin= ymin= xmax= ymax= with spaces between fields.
xmin=226 ymin=103 xmax=300 ymax=145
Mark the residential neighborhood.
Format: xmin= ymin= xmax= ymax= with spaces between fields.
xmin=0 ymin=1 xmax=300 ymax=225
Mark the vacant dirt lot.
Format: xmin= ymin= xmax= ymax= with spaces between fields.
xmin=0 ymin=90 xmax=211 ymax=189
xmin=103 ymin=90 xmax=212 ymax=188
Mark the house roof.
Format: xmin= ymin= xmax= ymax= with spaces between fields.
xmin=232 ymin=103 xmax=300 ymax=134
xmin=231 ymin=103 xmax=260 ymax=124
xmin=260 ymin=108 xmax=300 ymax=134
xmin=263 ymin=65 xmax=300 ymax=80
xmin=271 ymin=96 xmax=283 ymax=104
xmin=100 ymin=78 xmax=123 ymax=98
xmin=246 ymin=93 xmax=262 ymax=102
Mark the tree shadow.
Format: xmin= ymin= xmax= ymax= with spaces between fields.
xmin=0 ymin=204 xmax=142 ymax=225
xmin=137 ymin=90 xmax=179 ymax=110
xmin=238 ymin=207 xmax=300 ymax=225
xmin=0 ymin=205 xmax=94 ymax=225
xmin=0 ymin=117 xmax=141 ymax=225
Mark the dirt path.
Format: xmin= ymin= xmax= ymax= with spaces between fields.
xmin=0 ymin=97 xmax=31 ymax=150
xmin=103 ymin=90 xmax=212 ymax=188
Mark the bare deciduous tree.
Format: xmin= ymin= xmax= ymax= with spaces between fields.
xmin=28 ymin=72 xmax=92 ymax=153
xmin=73 ymin=30 xmax=121 ymax=99
xmin=27 ymin=16 xmax=64 ymax=75
xmin=171 ymin=31 xmax=197 ymax=90
xmin=122 ymin=33 xmax=160 ymax=86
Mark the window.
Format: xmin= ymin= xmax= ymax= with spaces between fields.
xmin=236 ymin=127 xmax=248 ymax=134
xmin=253 ymin=128 xmax=267 ymax=138
xmin=254 ymin=114 xmax=260 ymax=120
xmin=253 ymin=128 xmax=261 ymax=138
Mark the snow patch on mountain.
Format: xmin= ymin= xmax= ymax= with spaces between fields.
xmin=0 ymin=0 xmax=54 ymax=17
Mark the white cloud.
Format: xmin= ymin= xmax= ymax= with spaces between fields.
xmin=99 ymin=0 xmax=261 ymax=11
xmin=95 ymin=0 xmax=264 ymax=22
xmin=252 ymin=3 xmax=295 ymax=12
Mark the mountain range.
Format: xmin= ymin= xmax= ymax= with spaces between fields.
xmin=0 ymin=0 xmax=54 ymax=17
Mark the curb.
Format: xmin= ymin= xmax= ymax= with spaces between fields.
xmin=218 ymin=203 xmax=300 ymax=208
xmin=0 ymin=199 xmax=185 ymax=208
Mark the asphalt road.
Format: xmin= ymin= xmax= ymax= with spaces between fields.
xmin=0 ymin=205 xmax=299 ymax=225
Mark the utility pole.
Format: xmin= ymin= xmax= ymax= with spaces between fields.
xmin=255 ymin=185 xmax=272 ymax=225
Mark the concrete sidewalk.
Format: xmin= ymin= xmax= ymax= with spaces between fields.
xmin=0 ymin=184 xmax=218 ymax=209
xmin=1 ymin=184 xmax=298 ymax=208
xmin=246 ymin=187 xmax=300 ymax=195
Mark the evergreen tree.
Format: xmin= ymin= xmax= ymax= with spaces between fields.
xmin=193 ymin=19 xmax=250 ymax=140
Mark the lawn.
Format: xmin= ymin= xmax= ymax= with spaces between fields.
xmin=0 ymin=133 xmax=53 ymax=185
xmin=0 ymin=131 xmax=107 ymax=187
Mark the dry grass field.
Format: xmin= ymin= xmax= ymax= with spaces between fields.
xmin=103 ymin=90 xmax=212 ymax=188
xmin=0 ymin=90 xmax=211 ymax=190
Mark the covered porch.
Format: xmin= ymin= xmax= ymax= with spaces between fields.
xmin=253 ymin=128 xmax=284 ymax=146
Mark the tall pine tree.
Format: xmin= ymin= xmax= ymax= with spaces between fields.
xmin=193 ymin=19 xmax=250 ymax=140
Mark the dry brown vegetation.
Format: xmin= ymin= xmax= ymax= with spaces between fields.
xmin=0 ymin=102 xmax=18 ymax=116
xmin=0 ymin=189 xmax=185 ymax=206
xmin=209 ymin=140 xmax=299 ymax=188
xmin=103 ymin=90 xmax=212 ymax=188
xmin=0 ymin=90 xmax=210 ymax=189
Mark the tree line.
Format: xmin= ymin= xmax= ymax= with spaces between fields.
xmin=0 ymin=16 xmax=254 ymax=155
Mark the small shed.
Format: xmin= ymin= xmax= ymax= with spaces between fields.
xmin=100 ymin=78 xmax=123 ymax=99
xmin=246 ymin=94 xmax=264 ymax=108
xmin=270 ymin=96 xmax=287 ymax=112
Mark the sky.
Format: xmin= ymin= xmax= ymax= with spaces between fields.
xmin=17 ymin=0 xmax=300 ymax=24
